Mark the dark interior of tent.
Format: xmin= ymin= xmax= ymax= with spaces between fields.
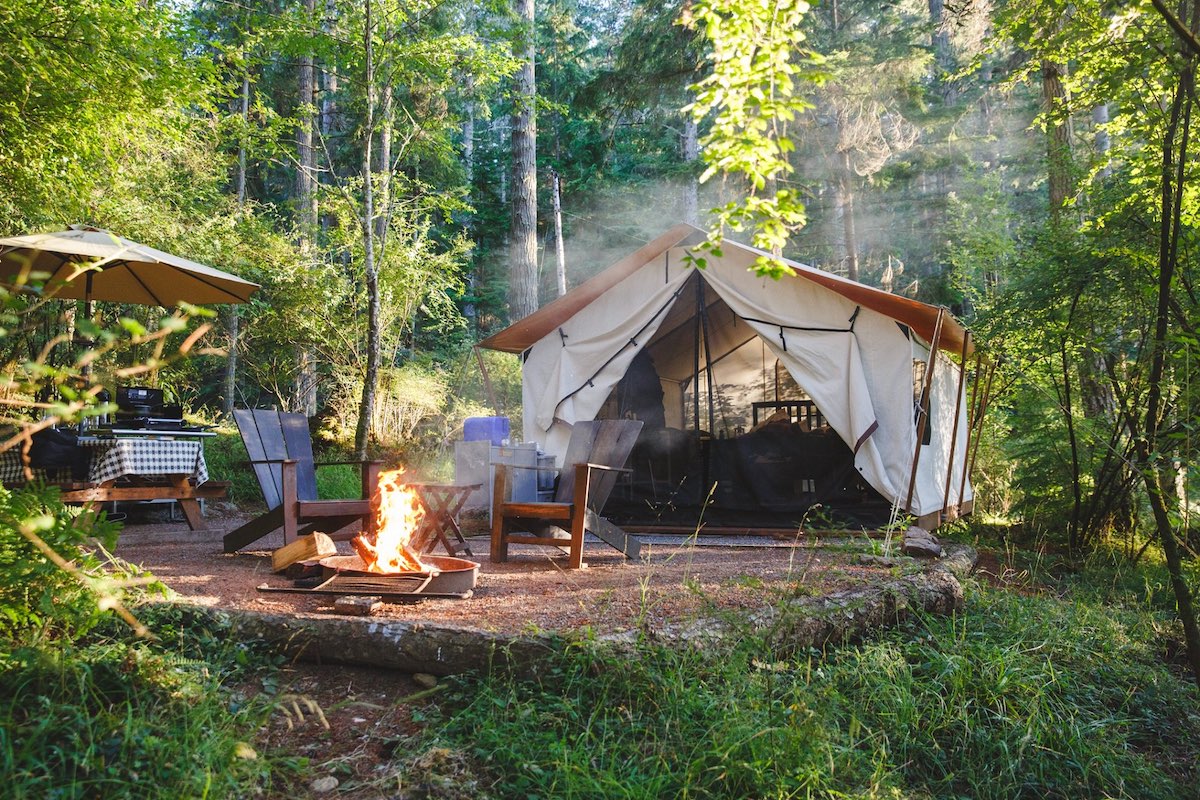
xmin=591 ymin=273 xmax=891 ymax=530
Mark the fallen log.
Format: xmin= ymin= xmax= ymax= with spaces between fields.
xmin=200 ymin=545 xmax=976 ymax=677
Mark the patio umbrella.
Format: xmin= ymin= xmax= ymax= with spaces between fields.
xmin=0 ymin=224 xmax=259 ymax=307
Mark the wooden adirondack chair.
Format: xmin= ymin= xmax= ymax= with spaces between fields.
xmin=223 ymin=409 xmax=380 ymax=553
xmin=491 ymin=419 xmax=643 ymax=569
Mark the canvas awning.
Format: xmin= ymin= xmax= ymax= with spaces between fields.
xmin=479 ymin=224 xmax=971 ymax=357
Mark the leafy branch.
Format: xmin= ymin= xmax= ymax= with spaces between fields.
xmin=682 ymin=0 xmax=824 ymax=277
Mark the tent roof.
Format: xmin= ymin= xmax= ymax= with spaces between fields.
xmin=478 ymin=224 xmax=971 ymax=356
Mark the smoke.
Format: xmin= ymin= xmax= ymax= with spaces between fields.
xmin=547 ymin=175 xmax=724 ymax=290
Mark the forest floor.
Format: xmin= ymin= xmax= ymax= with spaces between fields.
xmin=109 ymin=504 xmax=946 ymax=799
xmin=110 ymin=504 xmax=907 ymax=637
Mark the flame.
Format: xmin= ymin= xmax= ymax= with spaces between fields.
xmin=350 ymin=468 xmax=427 ymax=573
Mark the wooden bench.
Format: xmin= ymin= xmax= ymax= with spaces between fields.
xmin=45 ymin=478 xmax=230 ymax=530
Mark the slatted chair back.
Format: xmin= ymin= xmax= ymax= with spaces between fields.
xmin=553 ymin=419 xmax=643 ymax=507
xmin=234 ymin=409 xmax=320 ymax=509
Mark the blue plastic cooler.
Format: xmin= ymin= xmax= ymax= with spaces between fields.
xmin=463 ymin=416 xmax=510 ymax=446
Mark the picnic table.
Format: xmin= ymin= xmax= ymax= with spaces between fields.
xmin=0 ymin=435 xmax=226 ymax=530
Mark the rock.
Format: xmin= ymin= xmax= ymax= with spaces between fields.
xmin=310 ymin=776 xmax=339 ymax=794
xmin=905 ymin=526 xmax=940 ymax=544
xmin=413 ymin=672 xmax=438 ymax=689
xmin=902 ymin=527 xmax=943 ymax=558
xmin=856 ymin=554 xmax=904 ymax=567
xmin=332 ymin=595 xmax=383 ymax=616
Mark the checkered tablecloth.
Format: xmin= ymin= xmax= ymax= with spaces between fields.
xmin=82 ymin=439 xmax=208 ymax=485
xmin=0 ymin=451 xmax=43 ymax=484
xmin=0 ymin=438 xmax=208 ymax=486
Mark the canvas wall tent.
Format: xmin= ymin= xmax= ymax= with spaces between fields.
xmin=479 ymin=224 xmax=976 ymax=528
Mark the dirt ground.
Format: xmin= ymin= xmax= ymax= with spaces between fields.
xmin=110 ymin=504 xmax=901 ymax=637
xmin=106 ymin=504 xmax=923 ymax=799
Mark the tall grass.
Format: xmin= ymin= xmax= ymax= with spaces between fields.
xmin=428 ymin=577 xmax=1200 ymax=799
xmin=0 ymin=604 xmax=289 ymax=799
xmin=0 ymin=485 xmax=294 ymax=798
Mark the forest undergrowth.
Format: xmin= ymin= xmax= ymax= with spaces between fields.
xmin=420 ymin=545 xmax=1200 ymax=800
xmin=2 ymin=493 xmax=1198 ymax=799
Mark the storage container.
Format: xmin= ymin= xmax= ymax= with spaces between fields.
xmin=463 ymin=416 xmax=510 ymax=446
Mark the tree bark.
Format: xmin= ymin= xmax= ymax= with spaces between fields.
xmin=296 ymin=0 xmax=318 ymax=240
xmin=927 ymin=0 xmax=952 ymax=73
xmin=236 ymin=71 xmax=249 ymax=207
xmin=1041 ymin=58 xmax=1073 ymax=220
xmin=682 ymin=113 xmax=700 ymax=226
xmin=224 ymin=67 xmax=250 ymax=420
xmin=837 ymin=150 xmax=859 ymax=281
xmin=296 ymin=0 xmax=319 ymax=417
xmin=375 ymin=88 xmax=394 ymax=248
xmin=355 ymin=0 xmax=380 ymax=460
xmin=1093 ymin=102 xmax=1111 ymax=178
xmin=461 ymin=72 xmax=477 ymax=330
xmin=508 ymin=0 xmax=539 ymax=319
xmin=551 ymin=169 xmax=566 ymax=297
xmin=1141 ymin=54 xmax=1200 ymax=688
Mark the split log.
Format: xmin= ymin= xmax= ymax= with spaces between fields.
xmin=272 ymin=532 xmax=337 ymax=573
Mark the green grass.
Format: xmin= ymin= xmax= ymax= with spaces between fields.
xmin=200 ymin=427 xmax=259 ymax=506
xmin=0 ymin=603 xmax=292 ymax=799
xmin=425 ymin=569 xmax=1200 ymax=799
xmin=0 ymin=486 xmax=297 ymax=798
xmin=6 ymin=477 xmax=1198 ymax=799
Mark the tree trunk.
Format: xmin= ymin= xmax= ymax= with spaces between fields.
xmin=837 ymin=150 xmax=859 ymax=281
xmin=355 ymin=0 xmax=380 ymax=460
xmin=462 ymin=84 xmax=475 ymax=190
xmin=322 ymin=0 xmax=339 ymax=138
xmin=551 ymin=169 xmax=566 ymax=297
xmin=928 ymin=0 xmax=954 ymax=102
xmin=508 ymin=0 xmax=538 ymax=319
xmin=927 ymin=0 xmax=950 ymax=67
xmin=375 ymin=89 xmax=394 ymax=248
xmin=236 ymin=71 xmax=249 ymax=207
xmin=1041 ymin=58 xmax=1074 ymax=220
xmin=1093 ymin=102 xmax=1111 ymax=178
xmin=296 ymin=0 xmax=318 ymax=240
xmin=461 ymin=80 xmax=477 ymax=330
xmin=1141 ymin=51 xmax=1200 ymax=688
xmin=224 ymin=68 xmax=250 ymax=420
xmin=682 ymin=113 xmax=700 ymax=226
xmin=296 ymin=0 xmax=319 ymax=417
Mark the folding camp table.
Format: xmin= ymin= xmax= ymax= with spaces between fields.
xmin=411 ymin=483 xmax=480 ymax=558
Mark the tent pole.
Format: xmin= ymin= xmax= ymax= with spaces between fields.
xmin=699 ymin=287 xmax=716 ymax=435
xmin=942 ymin=330 xmax=971 ymax=519
xmin=967 ymin=357 xmax=997 ymax=483
xmin=905 ymin=308 xmax=945 ymax=519
xmin=957 ymin=348 xmax=984 ymax=511
xmin=692 ymin=274 xmax=702 ymax=433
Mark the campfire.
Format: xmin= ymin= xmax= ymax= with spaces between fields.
xmin=320 ymin=467 xmax=482 ymax=596
xmin=351 ymin=468 xmax=428 ymax=573
xmin=263 ymin=468 xmax=481 ymax=600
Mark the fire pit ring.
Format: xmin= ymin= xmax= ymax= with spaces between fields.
xmin=319 ymin=554 xmax=480 ymax=595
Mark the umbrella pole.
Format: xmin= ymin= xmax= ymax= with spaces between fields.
xmin=80 ymin=271 xmax=95 ymax=387
xmin=84 ymin=270 xmax=94 ymax=322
